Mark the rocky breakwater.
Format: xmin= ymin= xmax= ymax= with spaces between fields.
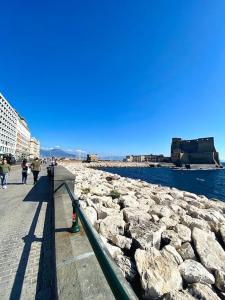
xmin=83 ymin=161 xmax=160 ymax=168
xmin=61 ymin=162 xmax=225 ymax=300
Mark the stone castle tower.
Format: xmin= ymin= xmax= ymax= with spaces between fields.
xmin=171 ymin=137 xmax=220 ymax=166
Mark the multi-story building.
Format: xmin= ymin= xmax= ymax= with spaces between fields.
xmin=30 ymin=137 xmax=40 ymax=159
xmin=86 ymin=154 xmax=98 ymax=162
xmin=15 ymin=115 xmax=31 ymax=160
xmin=125 ymin=154 xmax=170 ymax=163
xmin=0 ymin=93 xmax=18 ymax=155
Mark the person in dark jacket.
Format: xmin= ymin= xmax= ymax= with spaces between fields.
xmin=21 ymin=159 xmax=29 ymax=184
xmin=31 ymin=157 xmax=41 ymax=184
xmin=0 ymin=158 xmax=11 ymax=189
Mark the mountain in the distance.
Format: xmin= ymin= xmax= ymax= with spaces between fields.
xmin=40 ymin=148 xmax=77 ymax=158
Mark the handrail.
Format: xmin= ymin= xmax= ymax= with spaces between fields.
xmin=56 ymin=181 xmax=138 ymax=300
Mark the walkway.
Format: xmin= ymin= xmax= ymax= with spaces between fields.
xmin=0 ymin=167 xmax=55 ymax=300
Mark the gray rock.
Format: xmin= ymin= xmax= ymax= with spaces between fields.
xmin=159 ymin=216 xmax=179 ymax=228
xmin=215 ymin=269 xmax=225 ymax=292
xmin=169 ymin=204 xmax=186 ymax=217
xmin=169 ymin=190 xmax=184 ymax=200
xmin=99 ymin=214 xmax=125 ymax=239
xmin=188 ymin=283 xmax=221 ymax=300
xmin=123 ymin=207 xmax=151 ymax=224
xmin=129 ymin=221 xmax=166 ymax=250
xmin=161 ymin=245 xmax=183 ymax=265
xmin=149 ymin=205 xmax=173 ymax=218
xmin=174 ymin=224 xmax=191 ymax=242
xmin=162 ymin=290 xmax=196 ymax=300
xmin=110 ymin=234 xmax=132 ymax=250
xmin=119 ymin=194 xmax=138 ymax=208
xmin=105 ymin=242 xmax=123 ymax=258
xmin=95 ymin=204 xmax=119 ymax=220
xmin=220 ymin=223 xmax=225 ymax=246
xmin=179 ymin=259 xmax=215 ymax=284
xmin=192 ymin=227 xmax=225 ymax=273
xmin=181 ymin=215 xmax=211 ymax=231
xmin=161 ymin=230 xmax=182 ymax=249
xmin=135 ymin=248 xmax=183 ymax=299
xmin=183 ymin=191 xmax=199 ymax=200
xmin=177 ymin=242 xmax=196 ymax=261
xmin=114 ymin=255 xmax=137 ymax=283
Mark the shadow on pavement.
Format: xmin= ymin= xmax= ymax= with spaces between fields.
xmin=9 ymin=176 xmax=56 ymax=300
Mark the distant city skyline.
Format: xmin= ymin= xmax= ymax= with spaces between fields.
xmin=1 ymin=1 xmax=225 ymax=159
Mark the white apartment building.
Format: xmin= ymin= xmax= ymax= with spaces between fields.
xmin=15 ymin=115 xmax=31 ymax=159
xmin=0 ymin=93 xmax=18 ymax=155
xmin=30 ymin=137 xmax=40 ymax=159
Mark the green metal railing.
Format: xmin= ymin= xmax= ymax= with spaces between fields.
xmin=56 ymin=181 xmax=138 ymax=300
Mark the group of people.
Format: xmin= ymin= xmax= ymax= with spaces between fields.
xmin=0 ymin=157 xmax=42 ymax=189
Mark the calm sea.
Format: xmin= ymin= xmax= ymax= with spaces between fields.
xmin=100 ymin=163 xmax=225 ymax=202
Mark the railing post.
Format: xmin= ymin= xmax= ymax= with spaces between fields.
xmin=70 ymin=200 xmax=80 ymax=233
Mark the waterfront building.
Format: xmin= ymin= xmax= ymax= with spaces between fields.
xmin=87 ymin=154 xmax=98 ymax=162
xmin=15 ymin=115 xmax=31 ymax=160
xmin=30 ymin=137 xmax=40 ymax=159
xmin=171 ymin=137 xmax=220 ymax=165
xmin=125 ymin=154 xmax=169 ymax=163
xmin=0 ymin=93 xmax=18 ymax=156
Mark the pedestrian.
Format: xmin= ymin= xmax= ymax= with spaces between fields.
xmin=31 ymin=157 xmax=41 ymax=185
xmin=0 ymin=158 xmax=11 ymax=189
xmin=21 ymin=159 xmax=29 ymax=184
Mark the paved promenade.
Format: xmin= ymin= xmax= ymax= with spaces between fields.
xmin=0 ymin=167 xmax=55 ymax=300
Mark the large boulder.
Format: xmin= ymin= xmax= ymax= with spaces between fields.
xmin=174 ymin=224 xmax=191 ymax=242
xmin=181 ymin=215 xmax=211 ymax=231
xmin=159 ymin=216 xmax=179 ymax=228
xmin=95 ymin=204 xmax=119 ymax=220
xmin=110 ymin=234 xmax=132 ymax=250
xmin=114 ymin=255 xmax=137 ymax=283
xmin=105 ymin=242 xmax=123 ymax=258
xmin=220 ymin=223 xmax=225 ymax=246
xmin=215 ymin=269 xmax=225 ymax=292
xmin=99 ymin=214 xmax=125 ymax=239
xmin=192 ymin=227 xmax=225 ymax=273
xmin=161 ymin=230 xmax=182 ymax=249
xmin=177 ymin=242 xmax=196 ymax=261
xmin=169 ymin=190 xmax=184 ymax=200
xmin=169 ymin=204 xmax=186 ymax=217
xmin=161 ymin=245 xmax=183 ymax=265
xmin=179 ymin=260 xmax=215 ymax=285
xmin=188 ymin=283 xmax=221 ymax=300
xmin=129 ymin=221 xmax=166 ymax=250
xmin=162 ymin=290 xmax=196 ymax=300
xmin=135 ymin=248 xmax=183 ymax=299
xmin=149 ymin=205 xmax=173 ymax=218
xmin=123 ymin=207 xmax=152 ymax=224
xmin=119 ymin=194 xmax=139 ymax=208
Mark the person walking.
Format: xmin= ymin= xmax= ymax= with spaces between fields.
xmin=0 ymin=158 xmax=11 ymax=189
xmin=21 ymin=159 xmax=29 ymax=184
xmin=31 ymin=157 xmax=41 ymax=185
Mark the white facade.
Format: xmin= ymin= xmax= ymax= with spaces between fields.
xmin=0 ymin=93 xmax=18 ymax=155
xmin=15 ymin=116 xmax=31 ymax=159
xmin=30 ymin=137 xmax=40 ymax=159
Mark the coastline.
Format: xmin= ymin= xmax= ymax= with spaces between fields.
xmin=63 ymin=160 xmax=223 ymax=170
xmin=61 ymin=162 xmax=225 ymax=299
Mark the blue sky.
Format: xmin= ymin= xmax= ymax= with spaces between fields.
xmin=1 ymin=1 xmax=225 ymax=158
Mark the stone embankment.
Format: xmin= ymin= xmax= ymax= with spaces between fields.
xmin=83 ymin=161 xmax=161 ymax=168
xmin=61 ymin=162 xmax=225 ymax=300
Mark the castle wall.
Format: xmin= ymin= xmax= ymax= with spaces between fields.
xmin=171 ymin=137 xmax=220 ymax=165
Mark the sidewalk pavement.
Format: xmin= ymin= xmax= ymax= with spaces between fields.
xmin=0 ymin=167 xmax=55 ymax=300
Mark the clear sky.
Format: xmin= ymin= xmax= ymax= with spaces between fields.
xmin=1 ymin=1 xmax=225 ymax=158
